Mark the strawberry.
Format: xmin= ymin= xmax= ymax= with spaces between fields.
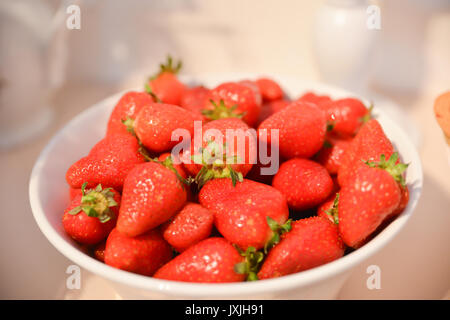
xmin=182 ymin=118 xmax=257 ymax=187
xmin=199 ymin=178 xmax=289 ymax=250
xmin=392 ymin=185 xmax=409 ymax=216
xmin=258 ymin=217 xmax=345 ymax=279
xmin=239 ymin=80 xmax=263 ymax=107
xmin=162 ymin=202 xmax=214 ymax=252
xmin=93 ymin=241 xmax=106 ymax=262
xmin=134 ymin=102 xmax=203 ymax=153
xmin=63 ymin=183 xmax=120 ymax=245
xmin=154 ymin=237 xmax=245 ymax=283
xmin=180 ymin=86 xmax=210 ymax=120
xmin=337 ymin=119 xmax=394 ymax=186
xmin=316 ymin=135 xmax=352 ymax=175
xmin=146 ymin=56 xmax=186 ymax=105
xmin=298 ymin=92 xmax=332 ymax=107
xmin=255 ymin=78 xmax=283 ymax=101
xmin=202 ymin=82 xmax=262 ymax=127
xmin=69 ymin=187 xmax=82 ymax=201
xmin=106 ymin=91 xmax=154 ymax=136
xmin=104 ymin=228 xmax=172 ymax=276
xmin=322 ymin=98 xmax=370 ymax=137
xmin=338 ymin=153 xmax=408 ymax=248
xmin=116 ymin=162 xmax=187 ymax=237
xmin=66 ymin=133 xmax=145 ymax=190
xmin=272 ymin=158 xmax=333 ymax=210
xmin=258 ymin=101 xmax=327 ymax=159
xmin=317 ymin=193 xmax=339 ymax=224
xmin=256 ymin=99 xmax=290 ymax=127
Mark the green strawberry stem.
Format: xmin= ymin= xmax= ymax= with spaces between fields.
xmin=193 ymin=140 xmax=244 ymax=188
xmin=323 ymin=193 xmax=339 ymax=224
xmin=150 ymin=155 xmax=191 ymax=190
xmin=264 ymin=217 xmax=292 ymax=254
xmin=361 ymin=103 xmax=374 ymax=123
xmin=365 ymin=152 xmax=409 ymax=186
xmin=201 ymin=99 xmax=245 ymax=121
xmin=233 ymin=245 xmax=264 ymax=281
xmin=148 ymin=55 xmax=182 ymax=81
xmin=68 ymin=182 xmax=117 ymax=223
xmin=121 ymin=117 xmax=136 ymax=136
xmin=144 ymin=83 xmax=162 ymax=102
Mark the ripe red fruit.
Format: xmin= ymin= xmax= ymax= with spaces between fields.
xmin=134 ymin=102 xmax=203 ymax=153
xmin=180 ymin=86 xmax=210 ymax=120
xmin=322 ymin=98 xmax=370 ymax=137
xmin=106 ymin=91 xmax=154 ymax=136
xmin=203 ymin=82 xmax=262 ymax=127
xmin=255 ymin=78 xmax=283 ymax=101
xmin=182 ymin=118 xmax=257 ymax=187
xmin=258 ymin=101 xmax=327 ymax=159
xmin=392 ymin=185 xmax=409 ymax=216
xmin=162 ymin=202 xmax=214 ymax=252
xmin=116 ymin=162 xmax=187 ymax=237
xmin=256 ymin=99 xmax=290 ymax=126
xmin=272 ymin=158 xmax=333 ymax=210
xmin=63 ymin=184 xmax=120 ymax=245
xmin=258 ymin=217 xmax=345 ymax=279
xmin=66 ymin=134 xmax=145 ymax=190
xmin=297 ymin=92 xmax=332 ymax=107
xmin=104 ymin=228 xmax=172 ymax=276
xmin=93 ymin=241 xmax=106 ymax=262
xmin=154 ymin=237 xmax=245 ymax=283
xmin=146 ymin=56 xmax=186 ymax=105
xmin=316 ymin=135 xmax=352 ymax=175
xmin=337 ymin=119 xmax=394 ymax=186
xmin=199 ymin=178 xmax=289 ymax=250
xmin=338 ymin=153 xmax=407 ymax=248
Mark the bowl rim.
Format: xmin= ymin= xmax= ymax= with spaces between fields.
xmin=29 ymin=74 xmax=423 ymax=297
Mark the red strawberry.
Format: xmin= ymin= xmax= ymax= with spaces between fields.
xmin=104 ymin=228 xmax=172 ymax=276
xmin=162 ymin=202 xmax=214 ymax=252
xmin=182 ymin=118 xmax=257 ymax=187
xmin=93 ymin=241 xmax=106 ymax=262
xmin=337 ymin=119 xmax=394 ymax=186
xmin=272 ymin=158 xmax=333 ymax=210
xmin=69 ymin=187 xmax=82 ymax=201
xmin=202 ymin=82 xmax=262 ymax=127
xmin=239 ymin=80 xmax=263 ymax=107
xmin=199 ymin=178 xmax=289 ymax=250
xmin=146 ymin=56 xmax=186 ymax=105
xmin=316 ymin=135 xmax=352 ymax=175
xmin=106 ymin=91 xmax=154 ymax=136
xmin=255 ymin=78 xmax=283 ymax=101
xmin=66 ymin=134 xmax=145 ymax=190
xmin=256 ymin=99 xmax=290 ymax=127
xmin=317 ymin=193 xmax=339 ymax=224
xmin=134 ymin=102 xmax=203 ymax=153
xmin=298 ymin=92 xmax=332 ymax=107
xmin=392 ymin=185 xmax=409 ymax=216
xmin=322 ymin=98 xmax=370 ymax=137
xmin=63 ymin=184 xmax=120 ymax=245
xmin=154 ymin=237 xmax=245 ymax=283
xmin=338 ymin=153 xmax=407 ymax=248
xmin=258 ymin=217 xmax=345 ymax=279
xmin=180 ymin=86 xmax=210 ymax=120
xmin=116 ymin=162 xmax=187 ymax=237
xmin=258 ymin=101 xmax=327 ymax=159
xmin=158 ymin=152 xmax=188 ymax=179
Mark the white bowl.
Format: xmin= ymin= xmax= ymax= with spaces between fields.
xmin=29 ymin=74 xmax=423 ymax=299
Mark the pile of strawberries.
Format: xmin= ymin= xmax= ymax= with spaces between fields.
xmin=62 ymin=56 xmax=409 ymax=283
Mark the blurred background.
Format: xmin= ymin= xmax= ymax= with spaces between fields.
xmin=1 ymin=0 xmax=449 ymax=299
